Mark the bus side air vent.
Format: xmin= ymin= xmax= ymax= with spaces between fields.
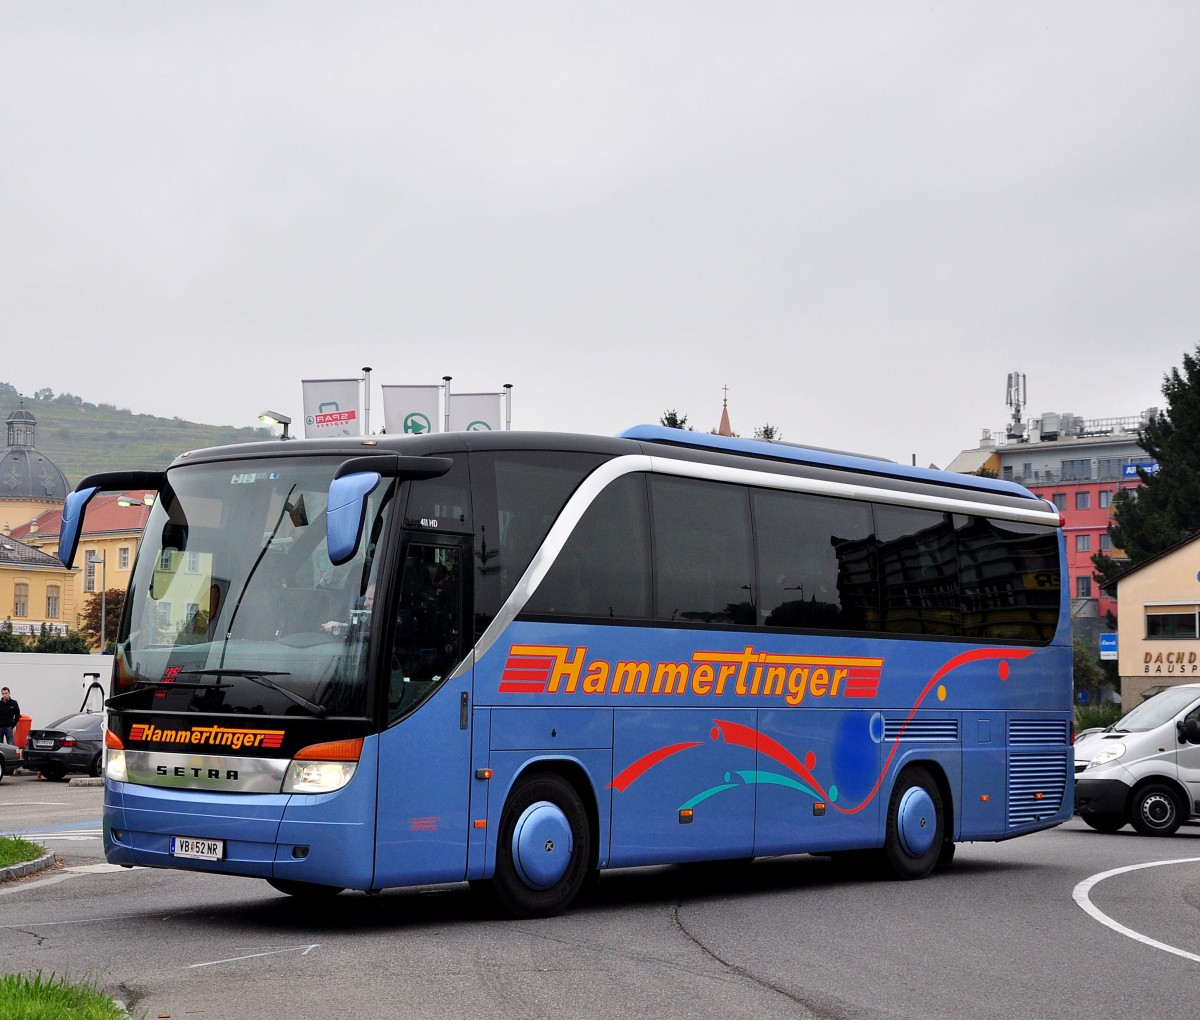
xmin=1007 ymin=753 xmax=1068 ymax=827
xmin=883 ymin=718 xmax=959 ymax=742
xmin=1008 ymin=719 xmax=1069 ymax=745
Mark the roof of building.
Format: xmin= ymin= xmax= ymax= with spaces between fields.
xmin=0 ymin=403 xmax=70 ymax=504
xmin=0 ymin=533 xmax=63 ymax=568
xmin=8 ymin=490 xmax=153 ymax=543
xmin=1104 ymin=530 xmax=1200 ymax=594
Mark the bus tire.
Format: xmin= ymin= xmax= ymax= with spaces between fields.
xmin=267 ymin=878 xmax=345 ymax=898
xmin=882 ymin=766 xmax=943 ymax=880
xmin=493 ymin=772 xmax=591 ymax=919
xmin=1080 ymin=812 xmax=1126 ymax=834
xmin=1129 ymin=783 xmax=1183 ymax=837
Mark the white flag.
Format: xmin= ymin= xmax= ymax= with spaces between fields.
xmin=381 ymin=385 xmax=441 ymax=435
xmin=449 ymin=392 xmax=502 ymax=432
xmin=302 ymin=378 xmax=363 ymax=438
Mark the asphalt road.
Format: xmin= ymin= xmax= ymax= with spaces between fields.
xmin=2 ymin=772 xmax=1199 ymax=1020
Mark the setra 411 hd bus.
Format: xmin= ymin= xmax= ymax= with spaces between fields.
xmin=58 ymin=425 xmax=1073 ymax=917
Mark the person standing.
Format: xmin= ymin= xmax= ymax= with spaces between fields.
xmin=0 ymin=686 xmax=19 ymax=745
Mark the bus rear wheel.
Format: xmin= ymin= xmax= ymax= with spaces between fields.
xmin=491 ymin=772 xmax=591 ymax=919
xmin=882 ymin=766 xmax=944 ymax=880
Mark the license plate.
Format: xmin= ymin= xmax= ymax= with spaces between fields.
xmin=170 ymin=835 xmax=224 ymax=861
xmin=33 ymin=739 xmax=54 ymax=749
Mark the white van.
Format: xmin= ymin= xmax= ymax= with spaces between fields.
xmin=1075 ymin=683 xmax=1200 ymax=835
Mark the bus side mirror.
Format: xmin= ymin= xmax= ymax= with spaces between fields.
xmin=326 ymin=471 xmax=381 ymax=566
xmin=1179 ymin=718 xmax=1200 ymax=744
xmin=58 ymin=486 xmax=102 ymax=568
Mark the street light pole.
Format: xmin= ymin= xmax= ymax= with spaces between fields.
xmin=88 ymin=549 xmax=107 ymax=651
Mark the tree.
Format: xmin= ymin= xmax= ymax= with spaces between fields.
xmin=755 ymin=424 xmax=782 ymax=440
xmin=31 ymin=625 xmax=90 ymax=654
xmin=660 ymin=410 xmax=691 ymax=430
xmin=1093 ymin=345 xmax=1200 ymax=592
xmin=80 ymin=589 xmax=126 ymax=651
xmin=1073 ymin=637 xmax=1107 ymax=706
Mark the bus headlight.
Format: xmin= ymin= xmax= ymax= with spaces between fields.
xmin=105 ymin=728 xmax=126 ymax=782
xmin=1085 ymin=743 xmax=1126 ymax=770
xmin=105 ymin=747 xmax=128 ymax=783
xmin=281 ymin=737 xmax=363 ymax=794
xmin=282 ymin=760 xmax=358 ymax=794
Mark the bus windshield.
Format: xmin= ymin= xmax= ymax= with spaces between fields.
xmin=115 ymin=457 xmax=395 ymax=719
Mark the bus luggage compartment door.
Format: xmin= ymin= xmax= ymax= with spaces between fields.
xmin=609 ymin=709 xmax=755 ymax=867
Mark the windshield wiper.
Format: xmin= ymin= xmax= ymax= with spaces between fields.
xmin=106 ymin=679 xmax=233 ymax=707
xmin=178 ymin=669 xmax=326 ymax=717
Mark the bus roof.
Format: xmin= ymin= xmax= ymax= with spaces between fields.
xmin=618 ymin=424 xmax=1043 ymax=502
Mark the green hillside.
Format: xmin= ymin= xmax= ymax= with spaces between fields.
xmin=2 ymin=382 xmax=270 ymax=487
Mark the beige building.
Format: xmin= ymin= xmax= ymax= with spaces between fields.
xmin=0 ymin=401 xmax=151 ymax=643
xmin=1113 ymin=533 xmax=1200 ymax=706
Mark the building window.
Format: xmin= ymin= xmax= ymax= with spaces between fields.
xmin=1062 ymin=459 xmax=1092 ymax=481
xmin=1075 ymin=534 xmax=1091 ymax=552
xmin=1146 ymin=606 xmax=1200 ymax=639
xmin=46 ymin=585 xmax=60 ymax=619
xmin=13 ymin=582 xmax=28 ymax=617
xmin=1099 ymin=489 xmax=1113 ymax=509
xmin=85 ymin=559 xmax=97 ymax=593
xmin=187 ymin=551 xmax=201 ymax=573
xmin=1075 ymin=491 xmax=1091 ymax=510
xmin=1076 ymin=576 xmax=1092 ymax=599
xmin=159 ymin=550 xmax=172 ymax=570
xmin=1097 ymin=458 xmax=1123 ymax=480
xmin=1100 ymin=534 xmax=1112 ymax=551
xmin=1052 ymin=492 xmax=1067 ymax=510
xmin=119 ymin=547 xmax=130 ymax=570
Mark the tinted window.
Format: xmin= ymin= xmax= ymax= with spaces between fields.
xmin=471 ymin=451 xmax=609 ymax=636
xmin=404 ymin=456 xmax=471 ymax=532
xmin=958 ymin=517 xmax=1061 ymax=641
xmin=875 ymin=506 xmax=960 ymax=636
xmin=753 ymin=489 xmax=875 ymax=632
xmin=650 ymin=476 xmax=754 ymax=625
xmin=526 ymin=474 xmax=651 ymax=619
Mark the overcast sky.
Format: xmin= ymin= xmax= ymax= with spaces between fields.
xmin=2 ymin=3 xmax=1198 ymax=469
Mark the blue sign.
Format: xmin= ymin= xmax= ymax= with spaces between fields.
xmin=1099 ymin=632 xmax=1118 ymax=661
xmin=1122 ymin=462 xmax=1158 ymax=479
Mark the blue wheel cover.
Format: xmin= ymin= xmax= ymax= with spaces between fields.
xmin=896 ymin=786 xmax=936 ymax=858
xmin=512 ymin=800 xmax=574 ymax=890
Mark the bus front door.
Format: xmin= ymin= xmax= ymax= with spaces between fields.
xmin=373 ymin=538 xmax=473 ymax=889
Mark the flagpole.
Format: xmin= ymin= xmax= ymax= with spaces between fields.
xmin=443 ymin=376 xmax=452 ymax=432
xmin=361 ymin=366 xmax=372 ymax=435
xmin=504 ymin=383 xmax=512 ymax=430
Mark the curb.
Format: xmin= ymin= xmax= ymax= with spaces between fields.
xmin=0 ymin=851 xmax=57 ymax=884
xmin=69 ymin=777 xmax=104 ymax=787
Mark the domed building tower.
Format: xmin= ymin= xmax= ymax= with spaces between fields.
xmin=0 ymin=402 xmax=70 ymax=535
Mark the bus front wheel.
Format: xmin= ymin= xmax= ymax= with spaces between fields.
xmin=492 ymin=772 xmax=592 ymax=919
xmin=882 ymin=766 xmax=944 ymax=880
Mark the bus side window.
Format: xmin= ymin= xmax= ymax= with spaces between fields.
xmin=389 ymin=543 xmax=463 ymax=722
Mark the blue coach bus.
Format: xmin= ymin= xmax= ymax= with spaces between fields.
xmin=58 ymin=425 xmax=1072 ymax=917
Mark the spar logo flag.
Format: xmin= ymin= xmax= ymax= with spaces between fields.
xmin=381 ymin=385 xmax=441 ymax=435
xmin=302 ymin=378 xmax=362 ymax=438
xmin=449 ymin=392 xmax=502 ymax=432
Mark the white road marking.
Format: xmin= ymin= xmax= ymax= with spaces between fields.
xmin=189 ymin=945 xmax=320 ymax=968
xmin=19 ymin=829 xmax=102 ymax=841
xmin=1073 ymin=856 xmax=1200 ymax=964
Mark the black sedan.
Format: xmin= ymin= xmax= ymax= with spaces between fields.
xmin=24 ymin=712 xmax=105 ymax=780
xmin=0 ymin=739 xmax=20 ymax=782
